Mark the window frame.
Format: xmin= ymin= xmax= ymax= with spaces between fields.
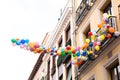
xmin=103 ymin=54 xmax=120 ymax=80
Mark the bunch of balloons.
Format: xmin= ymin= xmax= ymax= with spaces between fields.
xmin=11 ymin=13 xmax=120 ymax=66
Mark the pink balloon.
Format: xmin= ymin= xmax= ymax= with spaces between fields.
xmin=34 ymin=42 xmax=39 ymax=48
xmin=20 ymin=44 xmax=24 ymax=49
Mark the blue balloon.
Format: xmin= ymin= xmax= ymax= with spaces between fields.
xmin=16 ymin=41 xmax=21 ymax=45
xmin=20 ymin=39 xmax=25 ymax=44
xmin=82 ymin=51 xmax=87 ymax=56
xmin=89 ymin=42 xmax=93 ymax=47
xmin=25 ymin=39 xmax=29 ymax=43
xmin=76 ymin=51 xmax=80 ymax=57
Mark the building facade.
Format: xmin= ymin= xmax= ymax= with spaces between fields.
xmin=29 ymin=0 xmax=120 ymax=80
xmin=75 ymin=0 xmax=120 ymax=80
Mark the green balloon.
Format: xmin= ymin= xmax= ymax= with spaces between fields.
xmin=61 ymin=51 xmax=66 ymax=56
xmin=11 ymin=38 xmax=16 ymax=43
xmin=68 ymin=50 xmax=72 ymax=55
xmin=73 ymin=54 xmax=76 ymax=57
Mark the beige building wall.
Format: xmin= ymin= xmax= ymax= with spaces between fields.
xmin=75 ymin=0 xmax=120 ymax=80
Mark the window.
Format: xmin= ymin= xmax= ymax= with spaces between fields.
xmin=47 ymin=60 xmax=50 ymax=80
xmin=110 ymin=63 xmax=120 ymax=80
xmin=59 ymin=74 xmax=63 ymax=80
xmin=83 ymin=25 xmax=90 ymax=40
xmin=103 ymin=2 xmax=112 ymax=15
xmin=66 ymin=65 xmax=72 ymax=80
xmin=58 ymin=37 xmax=62 ymax=47
xmin=66 ymin=24 xmax=71 ymax=42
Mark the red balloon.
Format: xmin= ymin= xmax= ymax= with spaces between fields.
xmin=88 ymin=32 xmax=93 ymax=36
xmin=66 ymin=45 xmax=71 ymax=50
xmin=72 ymin=50 xmax=76 ymax=54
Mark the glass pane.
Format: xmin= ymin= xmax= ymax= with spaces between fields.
xmin=111 ymin=67 xmax=118 ymax=80
xmin=117 ymin=65 xmax=120 ymax=79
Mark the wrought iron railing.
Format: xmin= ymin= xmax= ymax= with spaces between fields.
xmin=76 ymin=0 xmax=96 ymax=26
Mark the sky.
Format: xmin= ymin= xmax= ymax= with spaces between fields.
xmin=0 ymin=0 xmax=67 ymax=80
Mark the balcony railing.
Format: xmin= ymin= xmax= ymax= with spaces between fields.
xmin=57 ymin=39 xmax=71 ymax=66
xmin=78 ymin=16 xmax=118 ymax=72
xmin=76 ymin=0 xmax=96 ymax=26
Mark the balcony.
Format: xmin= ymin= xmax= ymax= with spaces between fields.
xmin=57 ymin=39 xmax=71 ymax=66
xmin=78 ymin=16 xmax=119 ymax=73
xmin=76 ymin=0 xmax=96 ymax=26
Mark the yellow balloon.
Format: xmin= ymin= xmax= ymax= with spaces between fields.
xmin=91 ymin=35 xmax=95 ymax=40
xmin=95 ymin=46 xmax=100 ymax=51
xmin=86 ymin=38 xmax=90 ymax=43
xmin=100 ymin=35 xmax=105 ymax=40
xmin=71 ymin=46 xmax=75 ymax=51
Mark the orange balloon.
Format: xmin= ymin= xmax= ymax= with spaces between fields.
xmin=102 ymin=20 xmax=106 ymax=24
xmin=84 ymin=43 xmax=89 ymax=48
xmin=109 ymin=27 xmax=115 ymax=33
xmin=64 ymin=49 xmax=68 ymax=53
xmin=98 ymin=24 xmax=103 ymax=28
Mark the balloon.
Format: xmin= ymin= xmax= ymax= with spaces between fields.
xmin=87 ymin=51 xmax=93 ymax=55
xmin=103 ymin=18 xmax=109 ymax=23
xmin=103 ymin=13 xmax=108 ymax=18
xmin=36 ymin=48 xmax=42 ymax=53
xmin=109 ymin=27 xmax=115 ymax=33
xmin=25 ymin=39 xmax=29 ymax=43
xmin=82 ymin=51 xmax=87 ymax=56
xmin=61 ymin=47 xmax=65 ymax=52
xmin=84 ymin=43 xmax=89 ymax=48
xmin=106 ymin=33 xmax=112 ymax=38
xmin=89 ymin=42 xmax=93 ymax=47
xmin=72 ymin=50 xmax=76 ymax=54
xmin=11 ymin=38 xmax=16 ymax=43
xmin=95 ymin=46 xmax=100 ymax=51
xmin=76 ymin=51 xmax=80 ymax=57
xmin=81 ymin=56 xmax=87 ymax=61
xmin=34 ymin=42 xmax=39 ymax=48
xmin=98 ymin=24 xmax=103 ymax=28
xmin=68 ymin=50 xmax=72 ymax=55
xmin=85 ymin=38 xmax=90 ymax=43
xmin=106 ymin=24 xmax=110 ymax=29
xmin=102 ymin=20 xmax=106 ymax=24
xmin=73 ymin=54 xmax=76 ymax=57
xmin=100 ymin=35 xmax=105 ymax=41
xmin=96 ymin=41 xmax=101 ymax=46
xmin=71 ymin=46 xmax=75 ymax=51
xmin=88 ymin=32 xmax=93 ymax=36
xmin=66 ymin=45 xmax=71 ymax=50
xmin=20 ymin=44 xmax=24 ymax=49
xmin=20 ymin=39 xmax=26 ymax=44
xmin=16 ymin=41 xmax=21 ymax=45
xmin=64 ymin=49 xmax=68 ymax=53
xmin=61 ymin=51 xmax=65 ymax=56
xmin=57 ymin=50 xmax=61 ymax=56
xmin=91 ymin=35 xmax=95 ymax=41
xmin=76 ymin=46 xmax=80 ymax=51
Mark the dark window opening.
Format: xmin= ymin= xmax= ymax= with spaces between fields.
xmin=110 ymin=63 xmax=120 ymax=80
